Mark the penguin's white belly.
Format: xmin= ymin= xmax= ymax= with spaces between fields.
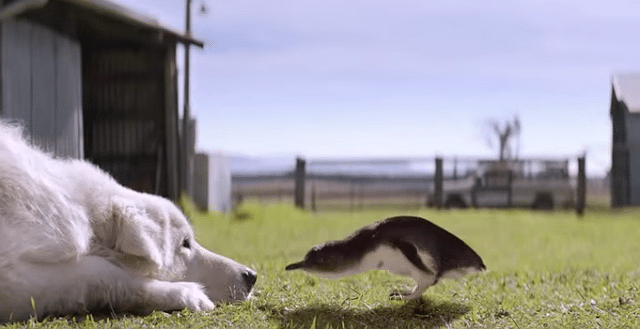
xmin=360 ymin=244 xmax=414 ymax=275
xmin=345 ymin=244 xmax=437 ymax=282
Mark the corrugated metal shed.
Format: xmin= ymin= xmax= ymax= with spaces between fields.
xmin=610 ymin=73 xmax=640 ymax=207
xmin=1 ymin=18 xmax=83 ymax=157
xmin=612 ymin=73 xmax=640 ymax=113
xmin=0 ymin=0 xmax=202 ymax=46
xmin=0 ymin=0 xmax=203 ymax=201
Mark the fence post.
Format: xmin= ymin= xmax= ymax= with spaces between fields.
xmin=507 ymin=170 xmax=513 ymax=207
xmin=350 ymin=179 xmax=355 ymax=212
xmin=576 ymin=156 xmax=586 ymax=216
xmin=359 ymin=183 xmax=364 ymax=211
xmin=310 ymin=181 xmax=316 ymax=212
xmin=434 ymin=157 xmax=443 ymax=209
xmin=294 ymin=157 xmax=306 ymax=209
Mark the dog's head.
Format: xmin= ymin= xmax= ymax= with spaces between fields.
xmin=110 ymin=194 xmax=256 ymax=303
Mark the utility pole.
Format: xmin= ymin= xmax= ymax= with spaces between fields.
xmin=182 ymin=0 xmax=193 ymax=197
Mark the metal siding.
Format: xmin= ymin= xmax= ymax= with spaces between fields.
xmin=611 ymin=98 xmax=629 ymax=206
xmin=625 ymin=111 xmax=640 ymax=205
xmin=1 ymin=19 xmax=83 ymax=159
xmin=1 ymin=20 xmax=31 ymax=128
xmin=0 ymin=23 xmax=2 ymax=117
xmin=55 ymin=34 xmax=83 ymax=158
xmin=611 ymin=146 xmax=629 ymax=206
xmin=84 ymin=47 xmax=168 ymax=195
xmin=30 ymin=23 xmax=57 ymax=153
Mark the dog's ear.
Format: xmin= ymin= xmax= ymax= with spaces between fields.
xmin=112 ymin=199 xmax=165 ymax=270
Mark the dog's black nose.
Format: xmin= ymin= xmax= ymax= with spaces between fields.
xmin=242 ymin=269 xmax=257 ymax=288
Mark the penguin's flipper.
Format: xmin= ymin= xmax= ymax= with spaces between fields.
xmin=389 ymin=239 xmax=434 ymax=275
xmin=285 ymin=261 xmax=305 ymax=271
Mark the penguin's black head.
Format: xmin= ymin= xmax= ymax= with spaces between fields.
xmin=285 ymin=242 xmax=350 ymax=273
xmin=439 ymin=240 xmax=487 ymax=280
xmin=460 ymin=243 xmax=486 ymax=271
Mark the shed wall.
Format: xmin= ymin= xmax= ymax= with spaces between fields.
xmin=1 ymin=18 xmax=83 ymax=158
xmin=625 ymin=111 xmax=640 ymax=205
xmin=611 ymin=90 xmax=631 ymax=207
xmin=83 ymin=45 xmax=175 ymax=197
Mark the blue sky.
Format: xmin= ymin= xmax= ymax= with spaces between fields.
xmin=117 ymin=0 xmax=640 ymax=176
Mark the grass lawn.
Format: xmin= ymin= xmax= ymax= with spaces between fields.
xmin=4 ymin=203 xmax=640 ymax=328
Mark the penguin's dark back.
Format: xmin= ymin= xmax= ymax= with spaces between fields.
xmin=372 ymin=216 xmax=485 ymax=271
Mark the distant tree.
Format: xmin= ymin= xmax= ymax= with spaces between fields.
xmin=198 ymin=1 xmax=208 ymax=15
xmin=485 ymin=115 xmax=521 ymax=161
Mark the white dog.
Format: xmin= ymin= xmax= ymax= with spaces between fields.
xmin=0 ymin=122 xmax=256 ymax=322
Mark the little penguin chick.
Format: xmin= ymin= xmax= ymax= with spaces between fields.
xmin=285 ymin=215 xmax=486 ymax=300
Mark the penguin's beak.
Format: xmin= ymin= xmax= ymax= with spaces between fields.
xmin=285 ymin=261 xmax=305 ymax=271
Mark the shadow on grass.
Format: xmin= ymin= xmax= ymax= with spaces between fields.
xmin=263 ymin=297 xmax=470 ymax=329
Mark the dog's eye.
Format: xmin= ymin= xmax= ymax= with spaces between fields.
xmin=181 ymin=238 xmax=191 ymax=249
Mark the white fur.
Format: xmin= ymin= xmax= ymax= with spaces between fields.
xmin=0 ymin=123 xmax=255 ymax=322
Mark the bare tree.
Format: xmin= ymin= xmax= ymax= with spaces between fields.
xmin=485 ymin=115 xmax=521 ymax=161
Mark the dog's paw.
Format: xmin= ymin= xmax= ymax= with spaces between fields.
xmin=176 ymin=282 xmax=215 ymax=311
xmin=148 ymin=281 xmax=215 ymax=312
xmin=170 ymin=282 xmax=215 ymax=311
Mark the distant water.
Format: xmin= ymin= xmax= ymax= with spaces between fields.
xmin=230 ymin=156 xmax=296 ymax=175
xmin=228 ymin=155 xmax=606 ymax=179
xmin=230 ymin=156 xmax=447 ymax=177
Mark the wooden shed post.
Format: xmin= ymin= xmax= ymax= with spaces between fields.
xmin=434 ymin=157 xmax=444 ymax=209
xmin=182 ymin=0 xmax=194 ymax=198
xmin=164 ymin=45 xmax=179 ymax=202
xmin=576 ymin=156 xmax=586 ymax=216
xmin=294 ymin=157 xmax=306 ymax=209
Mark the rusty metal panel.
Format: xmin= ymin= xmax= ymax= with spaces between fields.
xmin=55 ymin=33 xmax=83 ymax=158
xmin=83 ymin=47 xmax=168 ymax=195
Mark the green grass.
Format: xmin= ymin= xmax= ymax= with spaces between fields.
xmin=5 ymin=203 xmax=640 ymax=328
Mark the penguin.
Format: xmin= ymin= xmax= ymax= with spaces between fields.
xmin=285 ymin=215 xmax=486 ymax=300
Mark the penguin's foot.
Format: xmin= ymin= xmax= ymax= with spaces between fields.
xmin=389 ymin=288 xmax=413 ymax=300
xmin=390 ymin=283 xmax=431 ymax=300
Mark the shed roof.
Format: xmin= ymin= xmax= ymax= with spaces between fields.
xmin=612 ymin=73 xmax=640 ymax=113
xmin=0 ymin=0 xmax=203 ymax=47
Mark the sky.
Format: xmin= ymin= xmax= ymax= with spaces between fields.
xmin=116 ymin=0 xmax=640 ymax=176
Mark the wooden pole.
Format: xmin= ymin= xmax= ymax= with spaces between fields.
xmin=181 ymin=0 xmax=193 ymax=197
xmin=350 ymin=179 xmax=354 ymax=212
xmin=311 ymin=181 xmax=316 ymax=212
xmin=294 ymin=157 xmax=306 ymax=209
xmin=434 ymin=157 xmax=443 ymax=209
xmin=164 ymin=45 xmax=179 ymax=202
xmin=577 ymin=156 xmax=586 ymax=216
xmin=507 ymin=170 xmax=513 ymax=207
xmin=359 ymin=183 xmax=364 ymax=210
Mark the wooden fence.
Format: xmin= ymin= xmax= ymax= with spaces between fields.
xmin=232 ymin=156 xmax=587 ymax=214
